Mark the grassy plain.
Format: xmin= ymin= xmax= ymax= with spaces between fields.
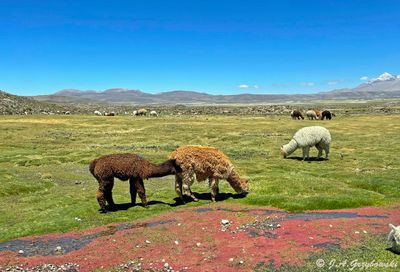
xmin=1 ymin=114 xmax=399 ymax=241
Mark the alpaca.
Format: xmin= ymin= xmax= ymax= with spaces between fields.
xmin=321 ymin=110 xmax=335 ymax=120
xmin=150 ymin=110 xmax=158 ymax=117
xmin=136 ymin=109 xmax=147 ymax=116
xmin=290 ymin=110 xmax=304 ymax=120
xmin=314 ymin=109 xmax=322 ymax=119
xmin=388 ymin=224 xmax=400 ymax=253
xmin=306 ymin=110 xmax=318 ymax=120
xmin=89 ymin=153 xmax=181 ymax=212
xmin=169 ymin=145 xmax=249 ymax=202
xmin=94 ymin=110 xmax=102 ymax=116
xmin=281 ymin=126 xmax=331 ymax=160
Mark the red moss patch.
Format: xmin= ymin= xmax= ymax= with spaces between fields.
xmin=1 ymin=204 xmax=399 ymax=271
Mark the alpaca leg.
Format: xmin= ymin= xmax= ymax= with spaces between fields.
xmin=104 ymin=179 xmax=115 ymax=208
xmin=136 ymin=178 xmax=148 ymax=207
xmin=183 ymin=172 xmax=198 ymax=202
xmin=175 ymin=174 xmax=184 ymax=203
xmin=316 ymin=144 xmax=323 ymax=159
xmin=129 ymin=177 xmax=137 ymax=205
xmin=325 ymin=144 xmax=330 ymax=160
xmin=96 ymin=188 xmax=107 ymax=213
xmin=302 ymin=147 xmax=310 ymax=160
xmin=210 ymin=178 xmax=219 ymax=202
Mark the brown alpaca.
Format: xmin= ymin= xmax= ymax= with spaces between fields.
xmin=89 ymin=153 xmax=181 ymax=212
xmin=169 ymin=145 xmax=249 ymax=202
xmin=290 ymin=110 xmax=304 ymax=120
xmin=136 ymin=108 xmax=147 ymax=116
xmin=314 ymin=109 xmax=322 ymax=119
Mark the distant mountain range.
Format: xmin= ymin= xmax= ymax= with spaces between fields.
xmin=30 ymin=72 xmax=400 ymax=105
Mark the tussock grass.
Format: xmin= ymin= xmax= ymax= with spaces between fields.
xmin=0 ymin=114 xmax=399 ymax=241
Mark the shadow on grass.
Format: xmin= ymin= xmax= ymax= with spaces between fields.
xmin=386 ymin=247 xmax=400 ymax=255
xmin=286 ymin=156 xmax=328 ymax=162
xmin=100 ymin=200 xmax=171 ymax=213
xmin=170 ymin=192 xmax=248 ymax=207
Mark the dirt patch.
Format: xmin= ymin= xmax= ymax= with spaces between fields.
xmin=0 ymin=204 xmax=398 ymax=272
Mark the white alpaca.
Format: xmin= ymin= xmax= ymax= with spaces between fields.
xmin=150 ymin=110 xmax=159 ymax=117
xmin=388 ymin=224 xmax=400 ymax=252
xmin=94 ymin=110 xmax=102 ymax=116
xmin=281 ymin=126 xmax=331 ymax=160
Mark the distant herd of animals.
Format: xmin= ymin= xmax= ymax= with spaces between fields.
xmin=92 ymin=108 xmax=335 ymax=120
xmin=94 ymin=108 xmax=158 ymax=117
xmin=90 ymin=106 xmax=333 ymax=212
xmin=291 ymin=109 xmax=335 ymax=120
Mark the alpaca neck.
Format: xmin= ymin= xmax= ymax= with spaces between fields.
xmin=148 ymin=160 xmax=174 ymax=178
xmin=226 ymin=168 xmax=246 ymax=193
xmin=283 ymin=139 xmax=298 ymax=156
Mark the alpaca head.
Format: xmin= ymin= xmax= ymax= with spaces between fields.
xmin=162 ymin=159 xmax=182 ymax=175
xmin=281 ymin=145 xmax=288 ymax=158
xmin=388 ymin=224 xmax=400 ymax=244
xmin=237 ymin=177 xmax=249 ymax=194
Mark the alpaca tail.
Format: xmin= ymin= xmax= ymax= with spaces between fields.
xmin=89 ymin=159 xmax=97 ymax=176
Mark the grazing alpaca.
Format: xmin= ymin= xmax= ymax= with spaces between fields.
xmin=314 ymin=109 xmax=322 ymax=119
xmin=94 ymin=110 xmax=102 ymax=116
xmin=290 ymin=110 xmax=304 ymax=120
xmin=169 ymin=145 xmax=249 ymax=202
xmin=136 ymin=109 xmax=147 ymax=116
xmin=306 ymin=110 xmax=318 ymax=120
xmin=388 ymin=224 xmax=400 ymax=253
xmin=281 ymin=126 xmax=331 ymax=160
xmin=89 ymin=153 xmax=181 ymax=212
xmin=150 ymin=110 xmax=159 ymax=117
xmin=321 ymin=110 xmax=335 ymax=120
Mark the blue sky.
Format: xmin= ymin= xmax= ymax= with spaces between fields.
xmin=1 ymin=0 xmax=400 ymax=96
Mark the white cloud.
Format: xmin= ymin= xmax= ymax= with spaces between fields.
xmin=360 ymin=76 xmax=369 ymax=81
xmin=238 ymin=84 xmax=249 ymax=89
xmin=300 ymin=82 xmax=315 ymax=87
xmin=253 ymin=85 xmax=260 ymax=89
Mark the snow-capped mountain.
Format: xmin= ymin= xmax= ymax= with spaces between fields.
xmin=371 ymin=72 xmax=398 ymax=82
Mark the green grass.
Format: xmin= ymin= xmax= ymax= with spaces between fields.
xmin=257 ymin=235 xmax=399 ymax=272
xmin=0 ymin=114 xmax=400 ymax=241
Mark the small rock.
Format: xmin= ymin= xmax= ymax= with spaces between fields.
xmin=196 ymin=242 xmax=201 ymax=247
xmin=18 ymin=250 xmax=24 ymax=254
xmin=74 ymin=217 xmax=82 ymax=221
xmin=145 ymin=240 xmax=151 ymax=244
xmin=56 ymin=246 xmax=62 ymax=251
xmin=329 ymin=224 xmax=333 ymax=228
xmin=174 ymin=240 xmax=179 ymax=245
xmin=239 ymin=260 xmax=244 ymax=264
xmin=177 ymin=223 xmax=181 ymax=226
xmin=162 ymin=259 xmax=165 ymax=262
xmin=74 ymin=181 xmax=81 ymax=185
xmin=164 ymin=262 xmax=169 ymax=268
xmin=355 ymin=231 xmax=360 ymax=234
xmin=221 ymin=219 xmax=230 ymax=225
xmin=229 ymin=258 xmax=234 ymax=262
